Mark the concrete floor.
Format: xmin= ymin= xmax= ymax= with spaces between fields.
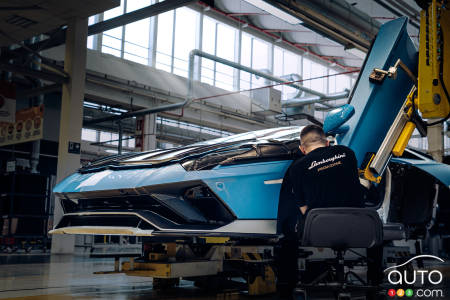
xmin=0 ymin=254 xmax=275 ymax=300
xmin=1 ymin=254 xmax=449 ymax=300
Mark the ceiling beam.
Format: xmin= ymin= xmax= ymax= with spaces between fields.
xmin=18 ymin=83 xmax=61 ymax=97
xmin=88 ymin=0 xmax=196 ymax=35
xmin=0 ymin=62 xmax=68 ymax=84
xmin=267 ymin=0 xmax=377 ymax=51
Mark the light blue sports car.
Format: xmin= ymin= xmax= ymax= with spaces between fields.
xmin=51 ymin=125 xmax=450 ymax=242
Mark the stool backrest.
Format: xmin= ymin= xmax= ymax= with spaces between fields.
xmin=301 ymin=208 xmax=383 ymax=249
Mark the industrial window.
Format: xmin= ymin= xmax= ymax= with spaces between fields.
xmin=240 ymin=33 xmax=270 ymax=92
xmin=273 ymin=46 xmax=302 ymax=100
xmin=82 ymin=128 xmax=97 ymax=142
xmin=328 ymin=69 xmax=337 ymax=93
xmin=91 ymin=1 xmax=354 ymax=108
xmin=251 ymin=38 xmax=270 ymax=89
xmin=309 ymin=60 xmax=327 ymax=93
xmin=155 ymin=7 xmax=200 ymax=75
xmin=335 ymin=73 xmax=351 ymax=93
xmin=215 ymin=23 xmax=237 ymax=91
xmin=199 ymin=17 xmax=237 ymax=91
xmin=87 ymin=16 xmax=96 ymax=50
xmin=100 ymin=131 xmax=113 ymax=144
xmin=240 ymin=33 xmax=252 ymax=92
xmin=173 ymin=7 xmax=199 ymax=77
xmin=101 ymin=1 xmax=125 ymax=57
xmin=123 ymin=0 xmax=151 ymax=65
xmin=155 ymin=10 xmax=174 ymax=72
xmin=200 ymin=16 xmax=216 ymax=85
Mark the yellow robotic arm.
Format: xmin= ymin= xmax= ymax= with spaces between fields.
xmin=361 ymin=0 xmax=449 ymax=183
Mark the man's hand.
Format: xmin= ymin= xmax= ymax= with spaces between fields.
xmin=300 ymin=206 xmax=308 ymax=215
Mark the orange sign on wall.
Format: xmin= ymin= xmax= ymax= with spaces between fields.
xmin=0 ymin=81 xmax=16 ymax=123
xmin=0 ymin=104 xmax=44 ymax=147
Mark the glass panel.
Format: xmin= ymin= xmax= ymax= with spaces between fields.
xmin=124 ymin=42 xmax=148 ymax=64
xmin=283 ymin=50 xmax=300 ymax=98
xmin=240 ymin=33 xmax=252 ymax=91
xmin=111 ymin=133 xmax=119 ymax=146
xmin=201 ymin=16 xmax=216 ymax=85
xmin=335 ymin=74 xmax=351 ymax=92
xmin=215 ymin=23 xmax=236 ymax=90
xmin=215 ymin=64 xmax=234 ymax=90
xmin=284 ymin=51 xmax=299 ymax=75
xmin=240 ymin=71 xmax=251 ymax=93
xmin=87 ymin=16 xmax=96 ymax=49
xmin=124 ymin=1 xmax=150 ymax=64
xmin=100 ymin=131 xmax=112 ymax=143
xmin=329 ymin=69 xmax=337 ymax=93
xmin=82 ymin=128 xmax=97 ymax=142
xmin=156 ymin=10 xmax=174 ymax=71
xmin=252 ymin=38 xmax=269 ymax=70
xmin=216 ymin=23 xmax=235 ymax=61
xmin=102 ymin=29 xmax=122 ymax=57
xmin=273 ymin=47 xmax=283 ymax=76
xmin=202 ymin=17 xmax=216 ymax=54
xmin=102 ymin=0 xmax=124 ymax=56
xmin=310 ymin=61 xmax=326 ymax=93
xmin=302 ymin=57 xmax=312 ymax=89
xmin=126 ymin=0 xmax=150 ymax=12
xmin=173 ymin=7 xmax=199 ymax=77
xmin=201 ymin=59 xmax=214 ymax=85
xmin=103 ymin=0 xmax=124 ymax=20
xmin=252 ymin=38 xmax=269 ymax=88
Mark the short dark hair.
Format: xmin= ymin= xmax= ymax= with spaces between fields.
xmin=300 ymin=124 xmax=327 ymax=147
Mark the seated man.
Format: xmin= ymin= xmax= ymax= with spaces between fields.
xmin=276 ymin=124 xmax=364 ymax=298
xmin=292 ymin=124 xmax=364 ymax=215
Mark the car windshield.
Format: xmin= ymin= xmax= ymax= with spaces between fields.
xmin=81 ymin=126 xmax=302 ymax=171
xmin=192 ymin=126 xmax=302 ymax=146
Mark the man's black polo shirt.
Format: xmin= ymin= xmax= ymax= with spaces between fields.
xmin=277 ymin=145 xmax=363 ymax=236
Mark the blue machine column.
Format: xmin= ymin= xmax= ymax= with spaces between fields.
xmin=51 ymin=17 xmax=88 ymax=254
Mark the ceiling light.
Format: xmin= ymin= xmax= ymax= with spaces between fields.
xmin=244 ymin=0 xmax=303 ymax=25
xmin=345 ymin=47 xmax=366 ymax=59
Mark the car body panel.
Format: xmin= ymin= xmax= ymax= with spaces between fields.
xmin=51 ymin=122 xmax=449 ymax=238
xmin=54 ymin=160 xmax=291 ymax=220
xmin=391 ymin=157 xmax=450 ymax=187
xmin=336 ymin=17 xmax=418 ymax=167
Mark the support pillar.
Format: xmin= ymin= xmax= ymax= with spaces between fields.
xmin=143 ymin=114 xmax=157 ymax=150
xmin=51 ymin=17 xmax=88 ymax=254
xmin=427 ymin=122 xmax=444 ymax=162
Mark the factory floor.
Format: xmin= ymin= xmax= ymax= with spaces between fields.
xmin=0 ymin=254 xmax=276 ymax=300
xmin=1 ymin=253 xmax=450 ymax=300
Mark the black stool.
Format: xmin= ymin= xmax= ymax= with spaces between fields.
xmin=294 ymin=208 xmax=397 ymax=300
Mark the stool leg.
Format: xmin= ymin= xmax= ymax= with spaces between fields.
xmin=367 ymin=245 xmax=383 ymax=285
xmin=336 ymin=251 xmax=345 ymax=285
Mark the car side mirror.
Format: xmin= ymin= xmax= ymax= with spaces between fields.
xmin=323 ymin=104 xmax=355 ymax=135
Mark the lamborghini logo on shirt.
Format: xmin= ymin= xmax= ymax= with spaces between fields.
xmin=308 ymin=153 xmax=346 ymax=170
